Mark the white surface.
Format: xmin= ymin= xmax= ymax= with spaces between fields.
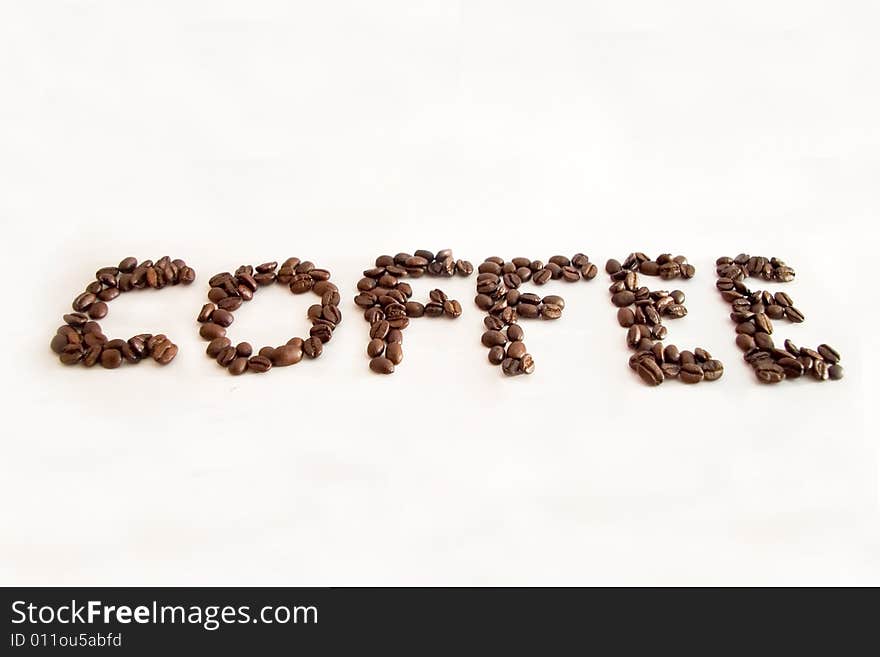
xmin=1 ymin=1 xmax=878 ymax=585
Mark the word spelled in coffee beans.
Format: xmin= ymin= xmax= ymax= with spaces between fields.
xmin=355 ymin=249 xmax=472 ymax=374
xmin=607 ymin=253 xmax=723 ymax=386
xmin=199 ymin=258 xmax=340 ymax=375
xmin=716 ymin=254 xmax=843 ymax=383
xmin=52 ymin=251 xmax=846 ymax=385
xmin=476 ymin=254 xmax=598 ymax=376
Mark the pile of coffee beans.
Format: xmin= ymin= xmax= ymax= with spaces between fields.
xmin=476 ymin=254 xmax=597 ymax=376
xmin=606 ymin=253 xmax=723 ymax=386
xmin=50 ymin=256 xmax=196 ymax=368
xmin=355 ymin=249 xmax=472 ymax=374
xmin=716 ymin=254 xmax=843 ymax=383
xmin=199 ymin=258 xmax=340 ymax=375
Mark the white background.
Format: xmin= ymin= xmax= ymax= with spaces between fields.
xmin=1 ymin=1 xmax=877 ymax=585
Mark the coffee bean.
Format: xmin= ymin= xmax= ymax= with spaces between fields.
xmin=702 ymin=360 xmax=724 ymax=381
xmin=100 ymin=348 xmax=122 ymax=369
xmin=370 ymin=320 xmax=390 ymax=339
xmin=443 ymin=299 xmax=462 ymax=317
xmin=248 ymin=355 xmax=272 ymax=373
xmin=778 ymin=357 xmax=804 ymax=378
xmin=611 ymin=291 xmax=635 ymax=307
xmin=228 ymin=357 xmax=248 ymax=375
xmin=198 ymin=303 xmax=216 ymax=323
xmin=482 ymin=330 xmax=507 ymax=347
xmin=541 ymin=304 xmax=562 ymax=320
xmin=273 ymin=344 xmax=303 ymax=366
xmin=370 ymin=356 xmax=394 ymax=374
xmin=637 ymin=358 xmax=664 ymax=386
xmin=72 ymin=292 xmax=96 ymax=312
xmin=506 ymin=341 xmax=527 ymax=360
xmin=817 ymin=344 xmax=840 ymax=364
xmin=385 ymin=342 xmax=403 ymax=365
xmin=735 ymin=334 xmax=755 ymax=351
xmin=785 ymin=307 xmax=805 ymax=323
xmin=207 ymin=337 xmax=231 ymax=357
xmin=680 ymin=363 xmax=704 ymax=384
xmin=50 ymin=334 xmax=68 ymax=354
xmin=211 ymin=309 xmax=234 ymax=327
xmin=303 ymin=336 xmax=323 ymax=358
xmin=199 ymin=323 xmax=227 ymax=340
xmin=59 ymin=344 xmax=83 ymax=365
xmin=754 ymin=313 xmax=773 ymax=334
xmin=753 ymin=333 xmax=773 ymax=350
xmin=828 ymin=364 xmax=844 ymax=380
xmin=755 ymin=361 xmax=785 ymax=383
xmin=216 ymin=346 xmax=237 ymax=366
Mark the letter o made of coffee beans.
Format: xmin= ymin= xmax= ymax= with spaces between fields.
xmin=50 ymin=256 xmax=196 ymax=369
xmin=198 ymin=258 xmax=340 ymax=375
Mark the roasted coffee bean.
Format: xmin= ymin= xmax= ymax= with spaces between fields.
xmin=455 ymin=260 xmax=474 ymax=276
xmin=228 ymin=357 xmax=248 ymax=375
xmin=484 ymin=316 xmax=504 ymax=331
xmin=424 ymin=302 xmax=444 ymax=317
xmin=443 ymin=300 xmax=462 ymax=317
xmin=367 ymin=338 xmax=385 ymax=358
xmin=785 ymin=307 xmax=805 ymax=323
xmin=50 ymin=334 xmax=69 ymax=353
xmin=735 ymin=334 xmax=755 ymax=351
xmin=72 ymin=292 xmax=96 ymax=311
xmin=198 ymin=303 xmax=216 ymax=323
xmin=211 ymin=309 xmax=234 ymax=327
xmin=702 ymin=360 xmax=724 ymax=381
xmin=207 ymin=337 xmax=231 ymax=357
xmin=812 ymin=359 xmax=829 ymax=380
xmin=370 ymin=320 xmax=390 ymax=339
xmin=302 ymin=336 xmax=323 ymax=358
xmin=828 ymin=364 xmax=844 ymax=380
xmin=817 ymin=344 xmax=840 ymax=364
xmin=754 ymin=313 xmax=772 ymax=334
xmin=384 ymin=342 xmax=403 ymax=365
xmin=488 ymin=345 xmax=505 ymax=364
xmin=289 ymin=274 xmax=314 ymax=294
xmin=754 ymin=333 xmax=774 ymax=350
xmin=200 ymin=323 xmax=226 ymax=340
xmin=507 ymin=341 xmax=527 ymax=360
xmin=778 ymin=357 xmax=804 ymax=378
xmin=370 ymin=356 xmax=394 ymax=374
xmin=59 ymin=344 xmax=83 ymax=365
xmin=310 ymin=323 xmax=334 ymax=343
xmin=755 ymin=361 xmax=785 ymax=384
xmin=482 ymin=330 xmax=507 ymax=347
xmin=506 ymin=324 xmax=524 ymax=342
xmin=273 ymin=344 xmax=303 ymax=366
xmin=100 ymin=348 xmax=122 ymax=369
xmin=248 ymin=355 xmax=272 ymax=373
xmin=679 ymin=363 xmax=704 ymax=384
xmin=216 ymin=346 xmax=237 ymax=366
xmin=323 ymin=305 xmax=342 ymax=324
xmin=118 ymin=256 xmax=137 ymax=273
xmin=541 ymin=304 xmax=562 ymax=320
xmin=616 ymin=308 xmax=635 ymax=327
xmin=611 ymin=291 xmax=635 ymax=307
xmin=637 ymin=358 xmax=664 ymax=386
